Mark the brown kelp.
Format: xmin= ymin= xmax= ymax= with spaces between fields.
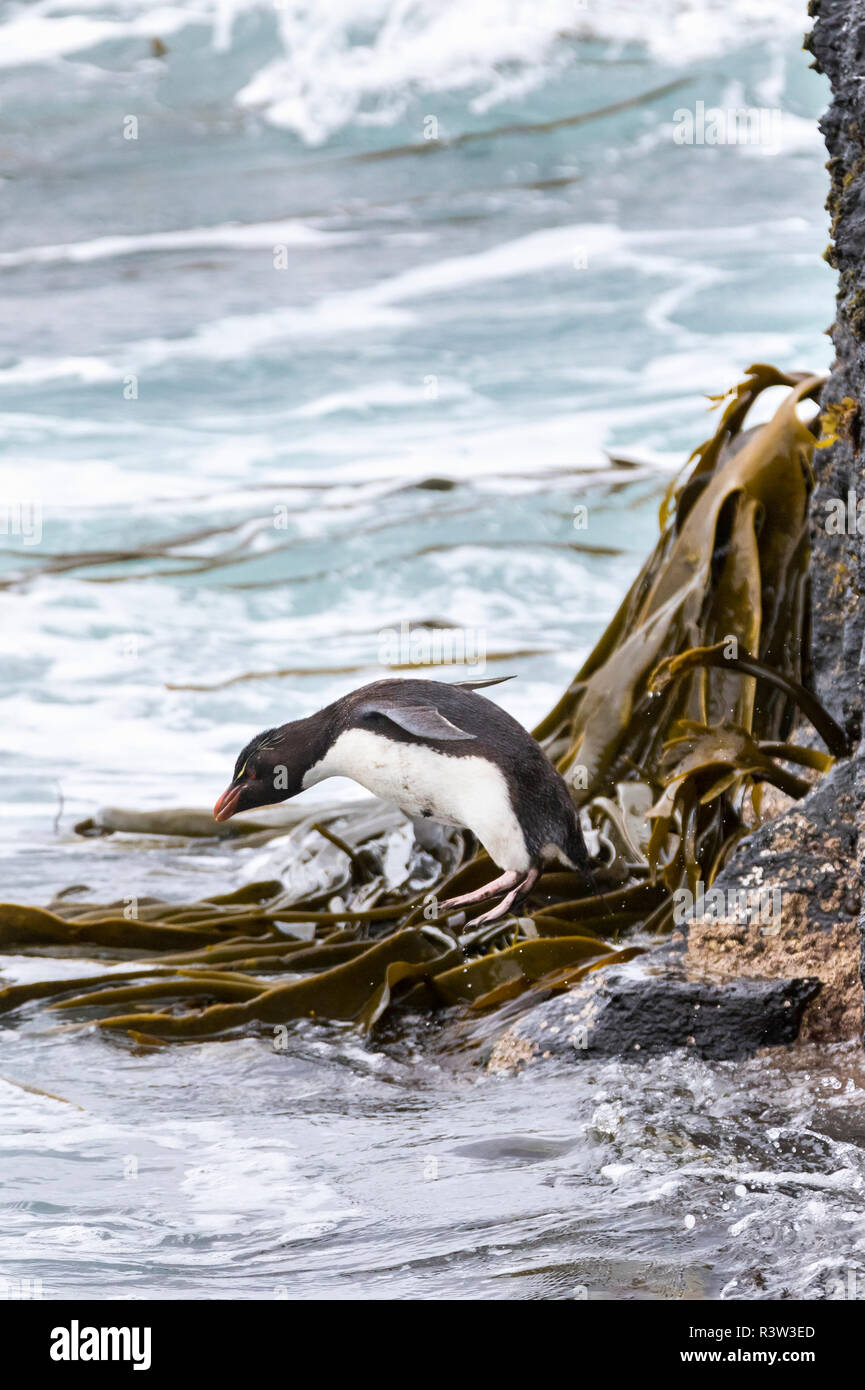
xmin=324 ymin=79 xmax=693 ymax=165
xmin=0 ymin=475 xmax=626 ymax=594
xmin=0 ymin=366 xmax=847 ymax=1042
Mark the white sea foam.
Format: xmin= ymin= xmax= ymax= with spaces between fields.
xmin=0 ymin=220 xmax=355 ymax=269
xmin=290 ymin=379 xmax=475 ymax=418
xmin=0 ymin=3 xmax=201 ymax=68
xmin=179 ymin=1139 xmax=354 ymax=1238
xmin=236 ymin=0 xmax=591 ymax=145
xmin=0 ymin=222 xmax=624 ymax=382
xmin=0 ymin=217 xmax=816 ymax=388
xmin=0 ymin=0 xmax=813 ymax=143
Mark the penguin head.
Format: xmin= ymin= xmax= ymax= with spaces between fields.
xmin=213 ymin=722 xmax=310 ymax=822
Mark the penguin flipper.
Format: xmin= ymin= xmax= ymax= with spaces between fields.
xmin=361 ymin=702 xmax=476 ymax=741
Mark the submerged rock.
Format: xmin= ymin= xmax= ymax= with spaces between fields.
xmin=487 ymin=960 xmax=820 ymax=1071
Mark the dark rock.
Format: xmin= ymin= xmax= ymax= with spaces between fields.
xmin=488 ymin=963 xmax=821 ymax=1070
xmin=680 ymin=756 xmax=863 ymax=1042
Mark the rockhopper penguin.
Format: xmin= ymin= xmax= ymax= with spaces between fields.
xmin=213 ymin=676 xmax=593 ymax=924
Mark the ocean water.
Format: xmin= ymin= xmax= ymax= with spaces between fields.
xmin=2 ymin=0 xmax=861 ymax=1302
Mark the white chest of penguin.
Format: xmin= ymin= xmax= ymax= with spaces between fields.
xmin=302 ymin=727 xmax=531 ymax=872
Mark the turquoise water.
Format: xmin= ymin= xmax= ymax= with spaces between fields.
xmin=2 ymin=2 xmax=860 ymax=1302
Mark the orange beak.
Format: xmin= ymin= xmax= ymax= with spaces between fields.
xmin=213 ymin=784 xmax=243 ymax=822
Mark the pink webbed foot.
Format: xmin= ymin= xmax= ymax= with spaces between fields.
xmin=437 ymin=869 xmax=522 ymax=914
xmin=464 ymin=866 xmax=541 ymax=926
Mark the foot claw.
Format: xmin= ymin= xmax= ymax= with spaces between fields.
xmin=462 ymin=866 xmax=541 ymax=929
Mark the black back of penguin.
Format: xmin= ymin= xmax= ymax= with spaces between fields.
xmin=335 ymin=678 xmax=588 ymax=869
